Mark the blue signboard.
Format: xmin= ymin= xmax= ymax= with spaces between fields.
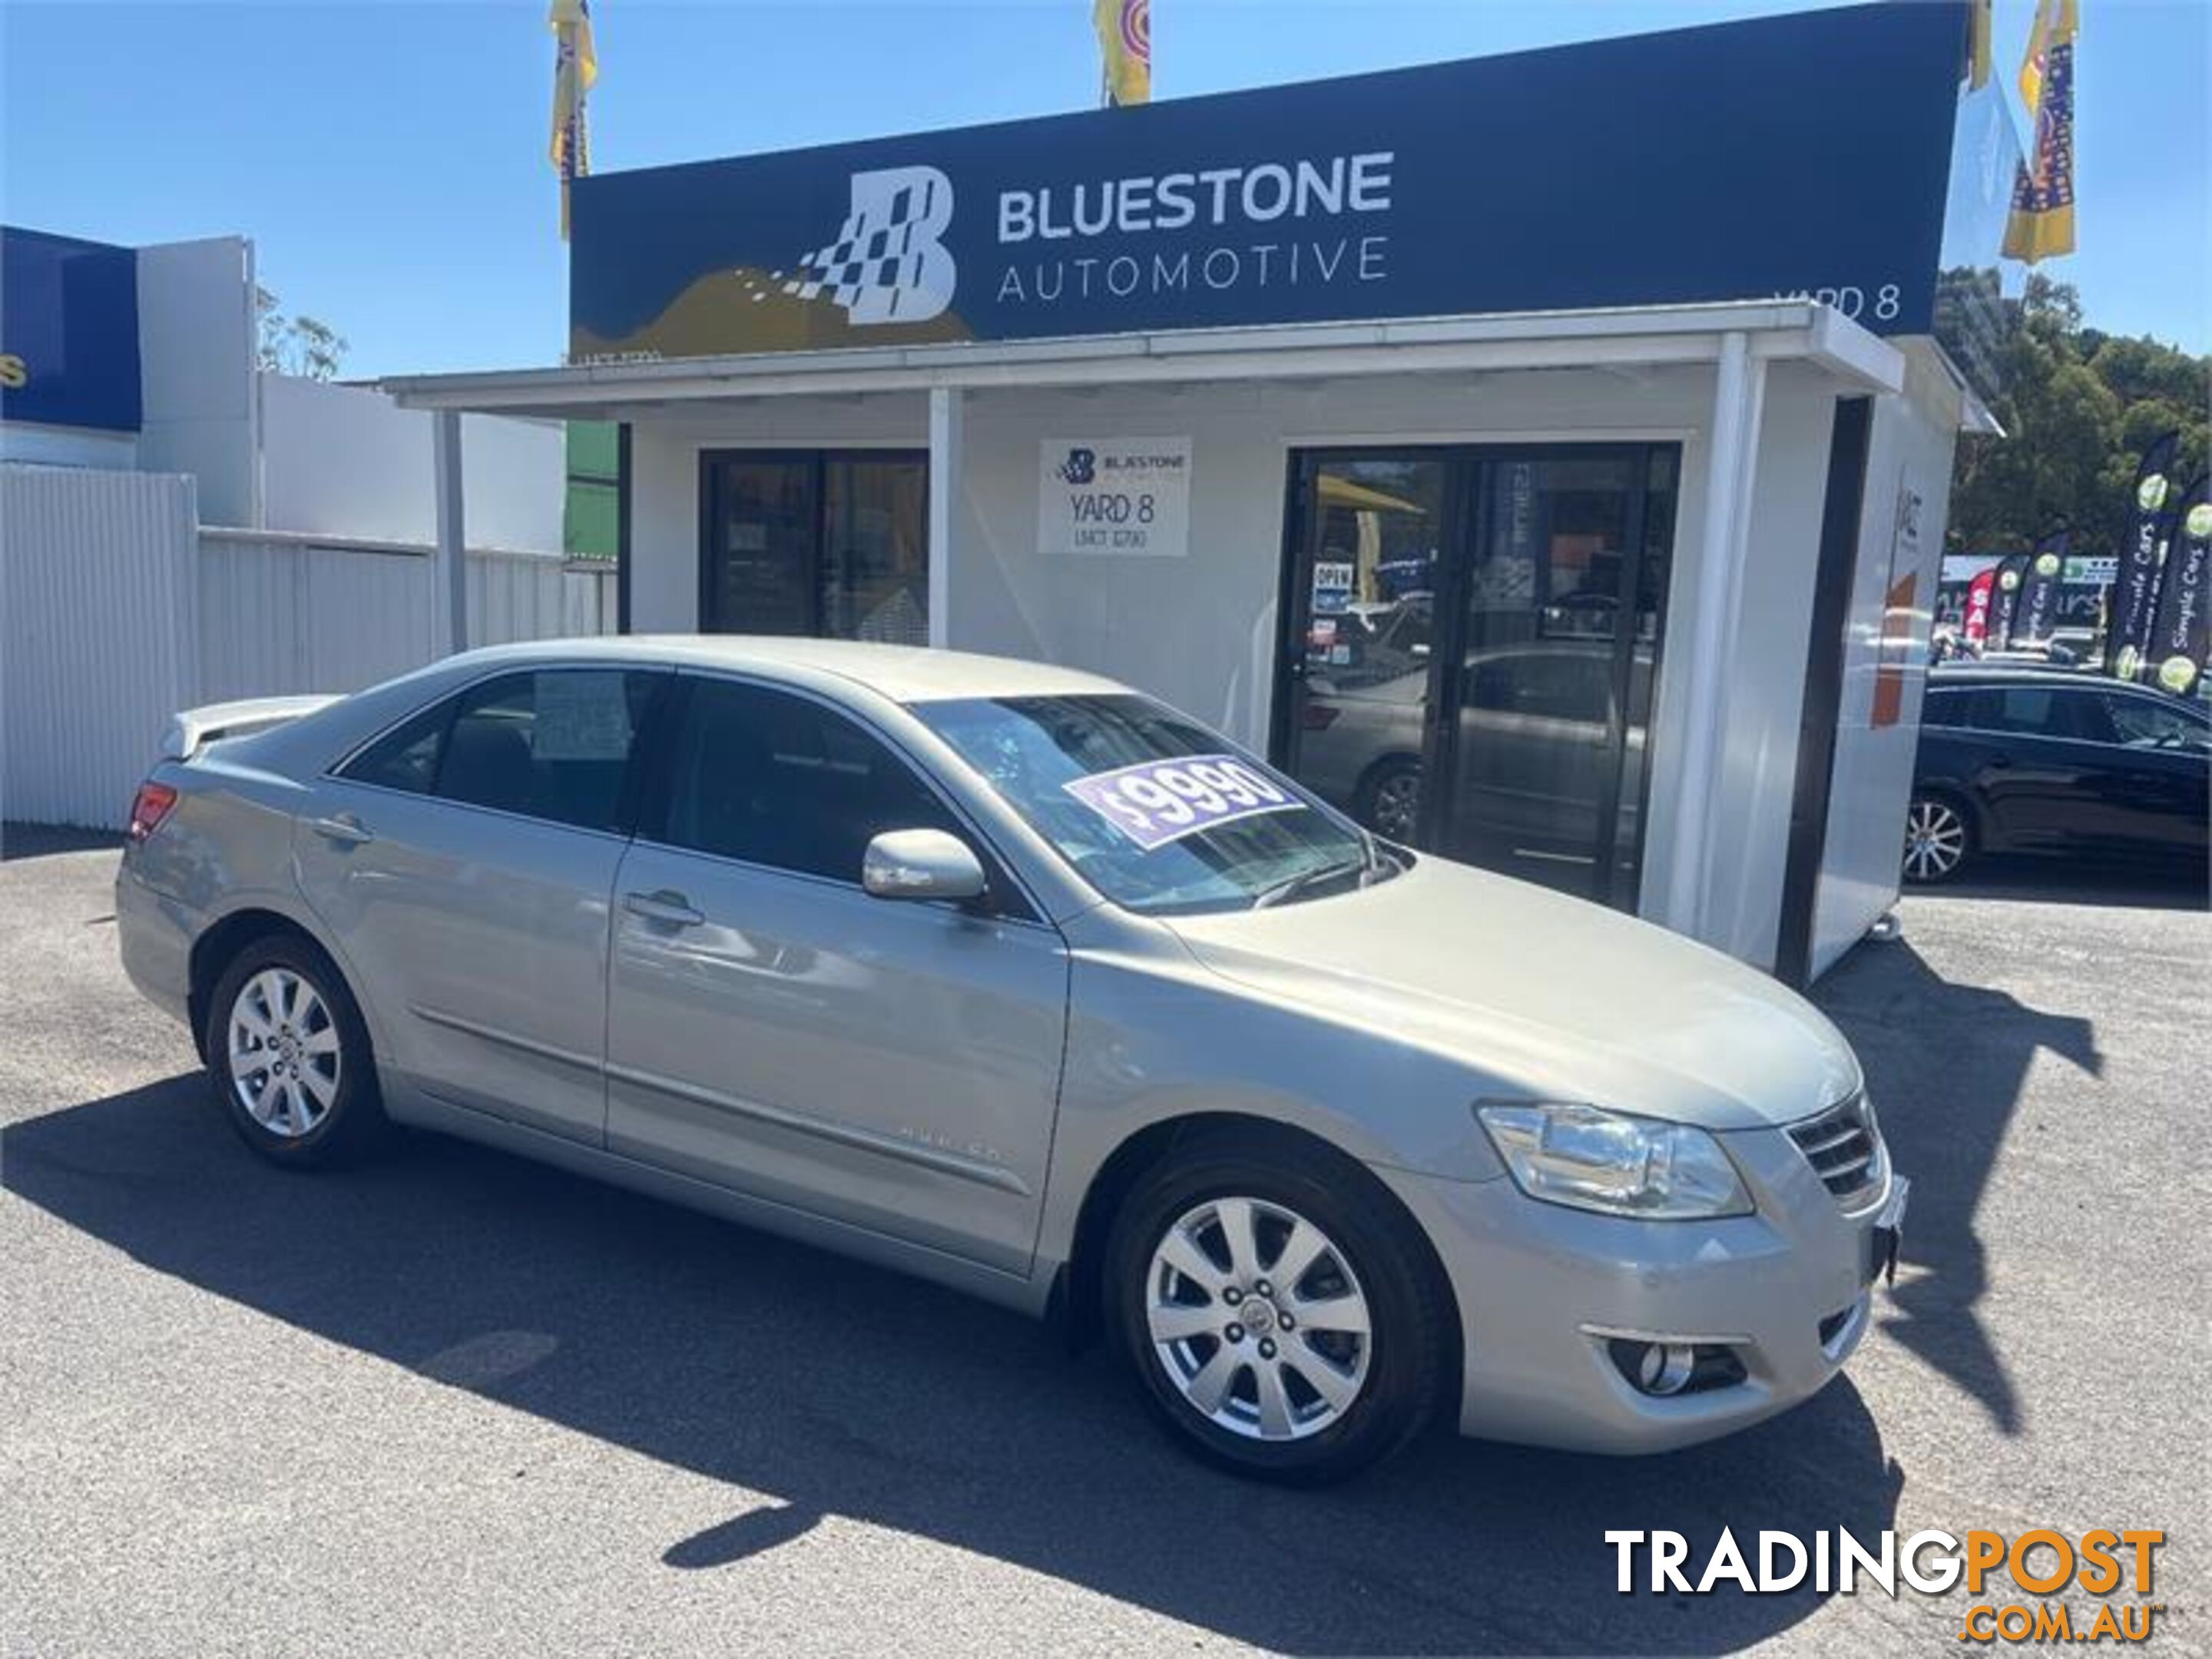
xmin=0 ymin=226 xmax=143 ymax=433
xmin=571 ymin=2 xmax=1971 ymax=363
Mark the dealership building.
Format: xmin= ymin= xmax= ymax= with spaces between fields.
xmin=387 ymin=1 xmax=2018 ymax=983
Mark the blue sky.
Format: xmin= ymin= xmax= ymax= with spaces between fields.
xmin=4 ymin=0 xmax=2204 ymax=376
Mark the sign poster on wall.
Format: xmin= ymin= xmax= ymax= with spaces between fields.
xmin=1038 ymin=437 xmax=1191 ymax=556
xmin=1871 ymin=478 xmax=1925 ymax=729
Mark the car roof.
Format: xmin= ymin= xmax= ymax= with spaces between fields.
xmin=1929 ymin=665 xmax=2104 ymax=690
xmin=427 ymin=634 xmax=1131 ymax=704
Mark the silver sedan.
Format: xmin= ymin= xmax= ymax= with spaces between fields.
xmin=116 ymin=637 xmax=1905 ymax=1482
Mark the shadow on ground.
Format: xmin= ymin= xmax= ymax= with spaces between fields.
xmin=7 ymin=1074 xmax=1909 ymax=1656
xmin=1929 ymin=854 xmax=2207 ymax=911
xmin=1812 ymin=937 xmax=2099 ymax=1438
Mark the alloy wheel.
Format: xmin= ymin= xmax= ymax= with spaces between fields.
xmin=227 ymin=966 xmax=342 ymax=1137
xmin=1368 ymin=770 xmax=1422 ymax=843
xmin=1145 ymin=1196 xmax=1373 ymax=1442
xmin=1903 ymin=798 xmax=1967 ymax=882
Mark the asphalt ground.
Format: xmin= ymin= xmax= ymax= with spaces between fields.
xmin=2 ymin=831 xmax=2204 ymax=1656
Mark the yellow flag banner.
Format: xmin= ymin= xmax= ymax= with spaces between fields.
xmin=2003 ymin=0 xmax=2075 ymax=263
xmin=550 ymin=0 xmax=598 ymax=239
xmin=1094 ymin=0 xmax=1150 ymax=107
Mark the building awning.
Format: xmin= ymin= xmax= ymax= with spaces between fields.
xmin=380 ymin=299 xmax=1906 ymax=420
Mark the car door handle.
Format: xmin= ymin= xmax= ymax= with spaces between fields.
xmin=624 ymin=889 xmax=704 ymax=928
xmin=307 ymin=813 xmax=374 ymax=846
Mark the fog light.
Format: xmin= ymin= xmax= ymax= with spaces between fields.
xmin=1606 ymin=1337 xmax=1747 ymax=1397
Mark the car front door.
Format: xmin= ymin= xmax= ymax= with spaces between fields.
xmin=2095 ymin=690 xmax=2212 ymax=856
xmin=602 ymin=674 xmax=1068 ymax=1275
xmin=1957 ymin=684 xmax=2119 ymax=850
xmin=295 ymin=665 xmax=668 ymax=1145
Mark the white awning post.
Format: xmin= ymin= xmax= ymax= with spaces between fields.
xmin=926 ymin=386 xmax=962 ymax=649
xmin=1664 ymin=330 xmax=1767 ymax=942
xmin=432 ymin=408 xmax=468 ymax=656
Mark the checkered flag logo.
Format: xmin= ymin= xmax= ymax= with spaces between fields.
xmin=782 ymin=165 xmax=956 ymax=325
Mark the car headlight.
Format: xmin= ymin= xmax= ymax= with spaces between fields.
xmin=1475 ymin=1102 xmax=1753 ymax=1220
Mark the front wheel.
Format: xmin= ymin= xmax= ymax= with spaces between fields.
xmin=1105 ymin=1132 xmax=1451 ymax=1484
xmin=1902 ymin=793 xmax=1974 ymax=884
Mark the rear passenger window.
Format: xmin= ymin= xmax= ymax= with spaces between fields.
xmin=339 ymin=669 xmax=664 ymax=833
xmin=340 ymin=704 xmax=446 ymax=793
xmin=655 ymin=678 xmax=962 ymax=882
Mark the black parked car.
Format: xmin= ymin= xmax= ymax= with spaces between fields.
xmin=1906 ymin=667 xmax=2210 ymax=883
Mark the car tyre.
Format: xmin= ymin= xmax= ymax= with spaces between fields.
xmin=1902 ymin=792 xmax=1975 ymax=885
xmin=205 ymin=934 xmax=389 ymax=1168
xmin=1355 ymin=758 xmax=1423 ymax=843
xmin=1105 ymin=1130 xmax=1451 ymax=1485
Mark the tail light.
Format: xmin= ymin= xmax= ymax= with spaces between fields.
xmin=127 ymin=780 xmax=179 ymax=843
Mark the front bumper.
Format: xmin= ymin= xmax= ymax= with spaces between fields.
xmin=1380 ymin=1124 xmax=1896 ymax=1455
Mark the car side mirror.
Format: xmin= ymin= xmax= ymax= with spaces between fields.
xmin=862 ymin=828 xmax=988 ymax=904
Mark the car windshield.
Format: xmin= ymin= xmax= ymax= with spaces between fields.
xmin=912 ymin=693 xmax=1394 ymax=914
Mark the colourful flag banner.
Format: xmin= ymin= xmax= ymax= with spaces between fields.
xmin=1990 ymin=552 xmax=2032 ymax=647
xmin=1094 ymin=0 xmax=1150 ymax=107
xmin=551 ymin=0 xmax=598 ymax=239
xmin=2002 ymin=0 xmax=2076 ymax=263
xmin=2109 ymin=431 xmax=2181 ymax=683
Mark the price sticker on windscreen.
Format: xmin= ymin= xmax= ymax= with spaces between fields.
xmin=1062 ymin=755 xmax=1305 ymax=850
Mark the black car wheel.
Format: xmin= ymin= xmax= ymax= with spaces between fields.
xmin=1903 ymin=793 xmax=1975 ymax=884
xmin=1356 ymin=759 xmax=1422 ymax=843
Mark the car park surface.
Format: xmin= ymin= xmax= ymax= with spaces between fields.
xmin=5 ymin=828 xmax=2204 ymax=1654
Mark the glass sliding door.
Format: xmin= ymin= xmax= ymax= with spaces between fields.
xmin=701 ymin=455 xmax=820 ymax=636
xmin=1276 ymin=444 xmax=1677 ymax=910
xmin=699 ymin=450 xmax=929 ymax=640
xmin=1278 ymin=455 xmax=1452 ymax=843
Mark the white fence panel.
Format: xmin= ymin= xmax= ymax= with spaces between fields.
xmin=2 ymin=466 xmax=198 ymax=830
xmin=6 ymin=501 xmax=614 ymax=830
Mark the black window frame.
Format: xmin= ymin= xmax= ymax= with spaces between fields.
xmin=696 ymin=448 xmax=931 ymax=639
xmin=633 ymin=672 xmax=1040 ymax=923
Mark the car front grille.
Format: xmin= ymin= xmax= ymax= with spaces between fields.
xmin=1786 ymin=1094 xmax=1886 ymax=1208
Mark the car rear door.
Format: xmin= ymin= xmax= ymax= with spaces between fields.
xmin=294 ymin=664 xmax=669 ymax=1145
xmin=601 ymin=674 xmax=1068 ymax=1274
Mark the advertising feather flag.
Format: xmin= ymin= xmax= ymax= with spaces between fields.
xmin=551 ymin=0 xmax=598 ymax=239
xmin=2108 ymin=431 xmax=2181 ymax=683
xmin=2002 ymin=0 xmax=2076 ymax=263
xmin=2013 ymin=529 xmax=2068 ymax=644
xmin=2142 ymin=475 xmax=2211 ymax=697
xmin=1989 ymin=552 xmax=2032 ymax=647
xmin=1094 ymin=0 xmax=1151 ymax=107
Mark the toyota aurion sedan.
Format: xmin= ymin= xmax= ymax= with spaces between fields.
xmin=118 ymin=637 xmax=1904 ymax=1482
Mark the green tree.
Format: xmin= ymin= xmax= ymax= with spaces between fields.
xmin=1947 ymin=276 xmax=2209 ymax=555
xmin=253 ymin=285 xmax=350 ymax=382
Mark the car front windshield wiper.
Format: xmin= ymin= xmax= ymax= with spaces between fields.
xmin=1251 ymin=853 xmax=1372 ymax=910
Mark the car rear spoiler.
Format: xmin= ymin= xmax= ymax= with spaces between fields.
xmin=162 ymin=695 xmax=344 ymax=761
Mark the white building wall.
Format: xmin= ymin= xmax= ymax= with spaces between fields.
xmin=134 ymin=237 xmax=258 ymax=527
xmin=1811 ymin=346 xmax=1964 ymax=976
xmin=260 ymin=374 xmax=566 ymax=549
xmin=0 ymin=422 xmax=137 ymax=470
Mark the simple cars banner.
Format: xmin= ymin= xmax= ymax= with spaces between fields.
xmin=2108 ymin=430 xmax=2181 ymax=684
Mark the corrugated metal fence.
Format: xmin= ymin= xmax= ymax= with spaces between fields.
xmin=3 ymin=467 xmax=616 ymax=830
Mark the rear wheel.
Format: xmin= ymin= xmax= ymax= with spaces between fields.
xmin=1356 ymin=759 xmax=1422 ymax=843
xmin=1105 ymin=1131 xmax=1449 ymax=1484
xmin=1903 ymin=793 xmax=1974 ymax=884
xmin=205 ymin=935 xmax=389 ymax=1167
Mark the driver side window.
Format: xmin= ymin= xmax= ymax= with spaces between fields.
xmin=654 ymin=677 xmax=967 ymax=888
xmin=2104 ymin=694 xmax=2206 ymax=748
